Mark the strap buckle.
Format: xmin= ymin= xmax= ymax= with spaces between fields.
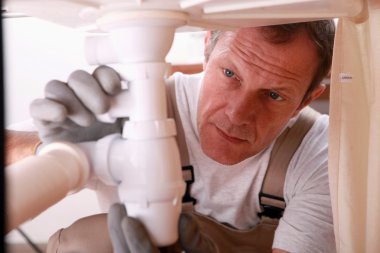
xmin=182 ymin=166 xmax=197 ymax=205
xmin=258 ymin=192 xmax=285 ymax=219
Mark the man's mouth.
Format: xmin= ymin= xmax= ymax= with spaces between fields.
xmin=215 ymin=126 xmax=247 ymax=144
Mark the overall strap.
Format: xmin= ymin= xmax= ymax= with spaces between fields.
xmin=259 ymin=106 xmax=321 ymax=218
xmin=166 ymin=75 xmax=191 ymax=167
xmin=166 ymin=76 xmax=196 ymax=209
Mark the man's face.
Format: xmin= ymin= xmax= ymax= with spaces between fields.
xmin=197 ymin=27 xmax=320 ymax=165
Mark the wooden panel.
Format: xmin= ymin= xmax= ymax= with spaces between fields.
xmin=170 ymin=64 xmax=203 ymax=75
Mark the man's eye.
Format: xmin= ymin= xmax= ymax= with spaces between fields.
xmin=223 ymin=68 xmax=235 ymax=78
xmin=269 ymin=91 xmax=284 ymax=101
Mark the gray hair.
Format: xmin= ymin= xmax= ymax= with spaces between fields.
xmin=204 ymin=20 xmax=336 ymax=100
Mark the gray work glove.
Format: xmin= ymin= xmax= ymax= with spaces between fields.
xmin=30 ymin=65 xmax=123 ymax=143
xmin=108 ymin=203 xmax=160 ymax=253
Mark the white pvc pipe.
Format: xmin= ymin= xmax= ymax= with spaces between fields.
xmin=6 ymin=142 xmax=90 ymax=232
xmin=104 ymin=126 xmax=185 ymax=246
xmin=114 ymin=63 xmax=170 ymax=122
xmin=115 ymin=136 xmax=185 ymax=246
xmin=91 ymin=11 xmax=188 ymax=246
xmin=53 ymin=10 xmax=190 ymax=246
xmin=94 ymin=62 xmax=170 ymax=123
xmin=85 ymin=35 xmax=118 ymax=65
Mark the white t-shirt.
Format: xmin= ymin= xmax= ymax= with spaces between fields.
xmin=168 ymin=72 xmax=335 ymax=253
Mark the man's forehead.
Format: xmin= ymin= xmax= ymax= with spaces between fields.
xmin=216 ymin=28 xmax=287 ymax=57
xmin=221 ymin=26 xmax=316 ymax=60
xmin=213 ymin=26 xmax=319 ymax=89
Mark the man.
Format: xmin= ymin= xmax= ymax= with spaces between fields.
xmin=10 ymin=20 xmax=335 ymax=252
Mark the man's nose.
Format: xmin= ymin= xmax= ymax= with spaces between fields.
xmin=224 ymin=93 xmax=258 ymax=126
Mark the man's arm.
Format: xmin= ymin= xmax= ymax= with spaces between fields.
xmin=5 ymin=130 xmax=41 ymax=166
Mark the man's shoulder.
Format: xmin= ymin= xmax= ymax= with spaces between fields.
xmin=304 ymin=112 xmax=329 ymax=144
xmin=284 ymin=110 xmax=329 ymax=191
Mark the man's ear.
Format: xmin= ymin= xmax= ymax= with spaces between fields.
xmin=204 ymin=31 xmax=212 ymax=46
xmin=293 ymin=84 xmax=326 ymax=116
xmin=203 ymin=31 xmax=212 ymax=70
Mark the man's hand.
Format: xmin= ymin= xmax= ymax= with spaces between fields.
xmin=30 ymin=65 xmax=123 ymax=143
xmin=108 ymin=203 xmax=160 ymax=253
